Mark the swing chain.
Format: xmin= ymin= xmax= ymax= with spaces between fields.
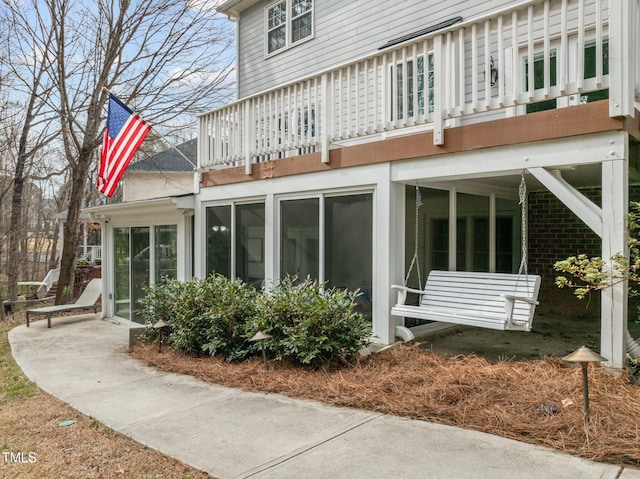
xmin=518 ymin=171 xmax=528 ymax=276
xmin=405 ymin=184 xmax=423 ymax=287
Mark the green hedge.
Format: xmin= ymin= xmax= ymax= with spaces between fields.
xmin=138 ymin=275 xmax=371 ymax=366
xmin=254 ymin=277 xmax=372 ymax=367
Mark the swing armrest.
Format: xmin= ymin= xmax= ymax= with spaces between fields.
xmin=391 ymin=285 xmax=425 ymax=305
xmin=502 ymin=294 xmax=539 ymax=305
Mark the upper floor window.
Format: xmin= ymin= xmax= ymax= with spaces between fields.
xmin=266 ymin=0 xmax=313 ymax=55
xmin=391 ymin=54 xmax=435 ymax=121
xmin=581 ymin=38 xmax=609 ymax=103
xmin=524 ymin=37 xmax=609 ymax=114
xmin=524 ymin=50 xmax=558 ymax=114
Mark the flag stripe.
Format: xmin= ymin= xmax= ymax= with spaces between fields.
xmin=97 ymin=94 xmax=151 ymax=197
xmin=103 ymin=119 xmax=151 ymax=196
xmin=104 ymin=115 xmax=149 ymax=179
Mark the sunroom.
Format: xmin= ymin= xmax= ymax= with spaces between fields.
xmin=85 ymin=196 xmax=194 ymax=323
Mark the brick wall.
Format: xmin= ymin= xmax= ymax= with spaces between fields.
xmin=528 ymin=185 xmax=640 ymax=317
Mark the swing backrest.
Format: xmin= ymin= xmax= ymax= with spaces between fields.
xmin=420 ymin=270 xmax=541 ymax=329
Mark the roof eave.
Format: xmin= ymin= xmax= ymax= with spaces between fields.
xmin=217 ymin=0 xmax=259 ymax=20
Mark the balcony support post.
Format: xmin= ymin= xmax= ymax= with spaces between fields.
xmin=600 ymin=157 xmax=629 ymax=369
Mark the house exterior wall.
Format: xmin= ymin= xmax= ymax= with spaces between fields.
xmin=237 ymin=0 xmax=516 ymax=98
xmin=529 ymin=187 xmax=601 ymax=286
xmin=123 ymin=173 xmax=194 ymax=202
xmin=528 ymin=185 xmax=640 ymax=316
xmin=199 ymin=0 xmax=638 ymax=365
xmin=194 ymin=127 xmax=628 ymax=345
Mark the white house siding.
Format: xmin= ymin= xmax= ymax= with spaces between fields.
xmin=237 ymin=0 xmax=517 ymax=98
xmin=123 ymin=173 xmax=194 ymax=202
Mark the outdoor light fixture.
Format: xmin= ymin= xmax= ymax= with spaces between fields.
xmin=250 ymin=331 xmax=272 ymax=371
xmin=562 ymin=346 xmax=607 ymax=414
xmin=485 ymin=56 xmax=499 ymax=86
xmin=153 ymin=319 xmax=170 ymax=352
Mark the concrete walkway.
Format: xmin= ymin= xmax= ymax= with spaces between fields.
xmin=9 ymin=316 xmax=640 ymax=479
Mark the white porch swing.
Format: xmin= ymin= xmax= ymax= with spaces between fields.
xmin=391 ymin=175 xmax=542 ymax=332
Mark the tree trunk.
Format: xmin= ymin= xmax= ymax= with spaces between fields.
xmin=55 ymin=149 xmax=93 ymax=303
xmin=7 ymin=173 xmax=24 ymax=301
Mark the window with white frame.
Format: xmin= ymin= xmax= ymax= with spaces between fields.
xmin=523 ymin=36 xmax=609 ymax=114
xmin=524 ymin=50 xmax=558 ymax=114
xmin=266 ymin=0 xmax=313 ymax=55
xmin=206 ymin=203 xmax=266 ymax=288
xmin=581 ymin=37 xmax=609 ymax=104
xmin=391 ymin=54 xmax=434 ymax=121
xmin=280 ymin=193 xmax=373 ymax=320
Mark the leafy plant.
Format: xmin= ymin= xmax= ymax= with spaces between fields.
xmin=555 ymin=203 xmax=640 ymax=374
xmin=138 ymin=277 xmax=187 ymax=342
xmin=139 ymin=275 xmax=259 ymax=361
xmin=138 ymin=275 xmax=371 ymax=367
xmin=554 ymin=202 xmax=640 ymax=309
xmin=253 ymin=276 xmax=371 ymax=368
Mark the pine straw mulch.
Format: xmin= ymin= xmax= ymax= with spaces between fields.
xmin=130 ymin=342 xmax=640 ymax=468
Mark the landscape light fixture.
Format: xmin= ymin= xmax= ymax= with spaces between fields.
xmin=250 ymin=331 xmax=272 ymax=371
xmin=562 ymin=346 xmax=607 ymax=414
xmin=153 ymin=319 xmax=170 ymax=352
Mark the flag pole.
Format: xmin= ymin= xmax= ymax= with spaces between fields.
xmin=101 ymin=87 xmax=197 ymax=170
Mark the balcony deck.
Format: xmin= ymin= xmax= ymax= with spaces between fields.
xmin=199 ymin=0 xmax=639 ymax=175
xmin=200 ymin=100 xmax=630 ymax=187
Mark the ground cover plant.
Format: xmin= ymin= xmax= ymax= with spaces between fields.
xmin=0 ymin=312 xmax=211 ymax=479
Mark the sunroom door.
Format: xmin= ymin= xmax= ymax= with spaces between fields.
xmin=113 ymin=227 xmax=130 ymax=319
xmin=112 ymin=225 xmax=177 ymax=323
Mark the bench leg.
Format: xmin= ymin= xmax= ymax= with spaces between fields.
xmin=26 ymin=312 xmax=30 ymax=327
xmin=47 ymin=314 xmax=51 ymax=329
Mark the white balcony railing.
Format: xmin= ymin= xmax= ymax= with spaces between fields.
xmin=78 ymin=245 xmax=101 ymax=262
xmin=199 ymin=0 xmax=638 ymax=173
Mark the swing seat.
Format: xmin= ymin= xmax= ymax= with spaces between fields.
xmin=391 ymin=270 xmax=542 ymax=332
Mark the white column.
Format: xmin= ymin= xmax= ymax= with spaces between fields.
xmin=100 ymin=221 xmax=111 ymax=318
xmin=601 ymin=157 xmax=628 ymax=368
xmin=264 ymin=193 xmax=276 ymax=292
xmin=193 ymin=200 xmax=204 ymax=280
xmin=376 ymin=170 xmax=405 ymax=344
xmin=57 ymin=220 xmax=64 ymax=266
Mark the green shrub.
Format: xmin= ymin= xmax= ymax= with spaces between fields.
xmin=138 ymin=275 xmax=371 ymax=367
xmin=253 ymin=276 xmax=371 ymax=368
xmin=198 ymin=276 xmax=260 ymax=362
xmin=139 ymin=275 xmax=259 ymax=361
xmin=139 ymin=277 xmax=186 ymax=325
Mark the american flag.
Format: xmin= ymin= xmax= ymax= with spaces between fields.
xmin=96 ymin=94 xmax=151 ymax=197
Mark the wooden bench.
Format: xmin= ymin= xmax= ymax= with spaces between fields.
xmin=391 ymin=270 xmax=541 ymax=332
